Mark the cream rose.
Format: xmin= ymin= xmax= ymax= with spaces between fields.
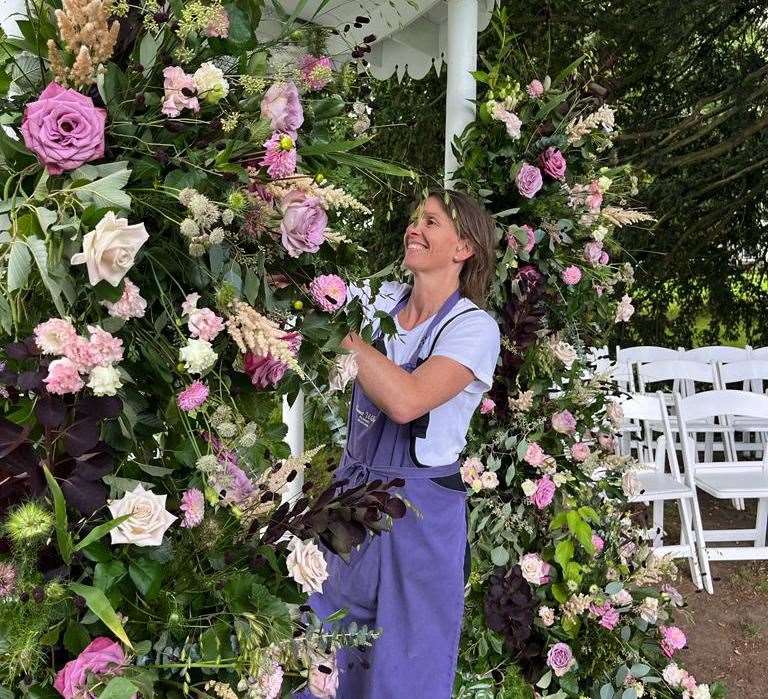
xmin=286 ymin=537 xmax=328 ymax=594
xmin=550 ymin=340 xmax=577 ymax=369
xmin=108 ymin=484 xmax=176 ymax=546
xmin=621 ymin=469 xmax=641 ymax=497
xmin=328 ymin=353 xmax=358 ymax=392
xmin=71 ymin=212 xmax=149 ymax=286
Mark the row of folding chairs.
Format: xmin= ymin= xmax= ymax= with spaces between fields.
xmin=618 ymin=390 xmax=768 ymax=594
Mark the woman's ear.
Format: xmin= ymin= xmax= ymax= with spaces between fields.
xmin=454 ymin=239 xmax=475 ymax=263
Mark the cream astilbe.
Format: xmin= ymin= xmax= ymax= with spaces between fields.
xmin=566 ymin=105 xmax=616 ymax=145
xmin=265 ymin=177 xmax=370 ymax=214
xmin=49 ymin=0 xmax=120 ymax=87
xmin=226 ymin=301 xmax=303 ymax=376
xmin=600 ymin=207 xmax=656 ymax=227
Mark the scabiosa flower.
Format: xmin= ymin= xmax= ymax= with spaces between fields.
xmin=298 ymin=54 xmax=334 ymax=91
xmin=561 ymin=265 xmax=582 ymax=286
xmin=180 ymin=488 xmax=205 ymax=528
xmin=5 ymin=502 xmax=54 ymax=544
xmin=526 ymin=79 xmax=544 ymax=98
xmin=177 ymin=380 xmax=209 ymax=412
xmin=0 ymin=562 xmax=17 ymax=597
xmin=309 ymin=274 xmax=347 ymax=312
xmin=260 ymin=132 xmax=297 ymax=179
xmin=44 ymin=358 xmax=84 ymax=395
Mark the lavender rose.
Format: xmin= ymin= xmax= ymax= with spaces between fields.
xmin=538 ymin=147 xmax=567 ymax=180
xmin=260 ymin=81 xmax=304 ymax=136
xmin=21 ymin=82 xmax=106 ymax=175
xmin=547 ymin=642 xmax=575 ymax=677
xmin=279 ymin=191 xmax=327 ymax=257
xmin=515 ymin=163 xmax=543 ymax=199
xmin=551 ymin=409 xmax=577 ymax=434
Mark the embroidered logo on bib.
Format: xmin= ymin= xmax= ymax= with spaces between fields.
xmin=356 ymin=406 xmax=377 ymax=427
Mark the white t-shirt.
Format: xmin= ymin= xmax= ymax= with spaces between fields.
xmin=349 ymin=281 xmax=501 ymax=466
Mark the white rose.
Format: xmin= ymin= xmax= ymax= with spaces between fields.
xmin=328 ymin=353 xmax=358 ymax=392
xmin=87 ymin=365 xmax=123 ymax=396
xmin=637 ymin=596 xmax=659 ymax=623
xmin=108 ymin=484 xmax=177 ymax=546
xmin=662 ymin=663 xmax=687 ymax=687
xmin=519 ymin=553 xmax=548 ymax=585
xmin=691 ymin=685 xmax=711 ymax=699
xmin=622 ymin=469 xmax=641 ymax=497
xmin=179 ymin=338 xmax=217 ymax=374
xmin=71 ymin=211 xmax=149 ymax=287
xmin=286 ymin=538 xmax=328 ymax=594
xmin=615 ymin=294 xmax=635 ymax=323
xmin=551 ymin=340 xmax=577 ymax=369
xmin=611 ymin=589 xmax=633 ymax=607
xmin=521 ymin=479 xmax=537 ymax=496
xmin=194 ymin=62 xmax=229 ymax=102
xmin=480 ymin=470 xmax=499 ymax=490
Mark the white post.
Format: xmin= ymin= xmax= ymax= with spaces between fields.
xmin=281 ymin=390 xmax=305 ymax=503
xmin=444 ymin=0 xmax=479 ymax=185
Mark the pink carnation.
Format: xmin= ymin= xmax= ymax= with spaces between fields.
xmin=660 ymin=626 xmax=687 ymax=658
xmin=64 ymin=336 xmax=97 ymax=373
xmin=309 ymin=274 xmax=348 ymax=312
xmin=161 ymin=66 xmax=199 ymax=118
xmin=480 ymin=397 xmax=496 ymax=415
xmin=516 ymin=163 xmax=543 ymax=199
xmin=44 ymin=358 xmax=85 ymax=395
xmin=592 ymin=534 xmax=605 ymax=553
xmin=34 ymin=318 xmax=78 ymax=355
xmin=561 ymin=265 xmax=582 ymax=286
xmin=551 ymin=409 xmax=577 ymax=434
xmin=54 ymin=637 xmax=127 ymax=699
xmin=260 ymin=132 xmax=297 ymax=179
xmin=87 ymin=327 xmax=124 ymax=366
xmin=539 ymin=147 xmax=567 ymax=180
xmin=102 ymin=279 xmax=147 ymax=320
xmin=526 ymin=79 xmax=544 ymax=98
xmin=570 ymin=442 xmax=591 ymax=462
xmin=188 ymin=308 xmax=225 ymax=342
xmin=524 ymin=442 xmax=546 ymax=466
xmin=590 ymin=602 xmax=620 ymax=630
xmin=204 ymin=6 xmax=229 ymax=37
xmin=586 ymin=180 xmax=603 ymax=212
xmin=180 ymin=488 xmax=205 ymax=528
xmin=507 ymin=224 xmax=536 ymax=254
xmin=530 ymin=476 xmax=556 ymax=509
xmin=177 ymin=380 xmax=209 ymax=412
xmin=299 ymin=54 xmax=334 ymax=91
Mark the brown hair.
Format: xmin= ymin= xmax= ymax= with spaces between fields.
xmin=424 ymin=187 xmax=498 ymax=307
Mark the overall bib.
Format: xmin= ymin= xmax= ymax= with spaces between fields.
xmin=301 ymin=289 xmax=472 ymax=699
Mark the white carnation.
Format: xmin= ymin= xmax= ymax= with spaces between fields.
xmin=87 ymin=365 xmax=123 ymax=396
xmin=194 ymin=62 xmax=229 ymax=101
xmin=180 ymin=338 xmax=217 ymax=374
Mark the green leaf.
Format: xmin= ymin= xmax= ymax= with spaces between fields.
xmin=74 ymin=515 xmax=131 ymax=552
xmin=34 ymin=207 xmax=57 ymax=233
xmin=621 ymin=689 xmax=638 ymax=699
xmin=490 ymin=546 xmax=509 ymax=566
xmin=564 ymin=561 xmax=582 ymax=583
xmin=71 ymin=164 xmax=132 ymax=210
xmin=200 ymin=622 xmax=235 ymax=661
xmin=7 ymin=238 xmax=31 ymax=292
xmin=139 ymin=31 xmax=162 ymax=76
xmin=98 ymin=676 xmax=139 ymax=698
xmin=574 ymin=520 xmax=595 ymax=555
xmin=535 ymin=670 xmax=552 ymax=689
xmin=63 ymin=622 xmax=90 ymax=655
xmin=43 ymin=466 xmax=73 ymax=564
xmin=554 ymin=538 xmax=574 ymax=570
xmin=299 ymin=138 xmax=370 ymax=156
xmin=128 ymin=557 xmax=164 ymax=599
xmin=26 ymin=236 xmax=65 ymax=315
xmin=600 ymin=684 xmax=614 ymax=699
xmin=94 ymin=560 xmax=126 ymax=592
xmin=551 ymin=582 xmax=569 ymax=603
xmin=629 ymin=664 xmax=650 ymax=678
xmin=69 ymin=582 xmax=132 ymax=648
xmin=319 ymin=151 xmax=416 ymax=178
xmin=549 ymin=511 xmax=567 ymax=530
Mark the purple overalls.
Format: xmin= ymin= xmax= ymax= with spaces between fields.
xmin=302 ymin=289 xmax=472 ymax=698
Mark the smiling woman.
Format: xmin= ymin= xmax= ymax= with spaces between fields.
xmin=296 ymin=188 xmax=501 ymax=699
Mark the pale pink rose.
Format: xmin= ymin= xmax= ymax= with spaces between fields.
xmin=584 ymin=241 xmax=605 ymax=266
xmin=615 ymin=295 xmax=635 ymax=323
xmin=530 ymin=476 xmax=556 ymax=509
xmin=660 ymin=626 xmax=687 ymax=658
xmin=309 ymin=274 xmax=347 ymax=312
xmin=524 ymin=442 xmax=547 ymax=467
xmin=87 ymin=327 xmax=124 ymax=366
xmin=204 ymin=6 xmax=229 ymax=37
xmin=519 ymin=553 xmax=551 ymax=585
xmin=161 ymin=66 xmax=199 ymax=117
xmin=526 ymin=79 xmax=544 ymax=98
xmin=102 ymin=279 xmax=147 ymax=320
xmin=516 ymin=163 xmax=543 ymax=199
xmin=460 ymin=457 xmax=484 ymax=485
xmin=70 ymin=211 xmax=149 ymax=287
xmin=260 ymin=81 xmax=304 ymax=136
xmin=592 ymin=534 xmax=605 ymax=553
xmin=561 ymin=265 xmax=582 ymax=286
xmin=188 ymin=308 xmax=225 ymax=342
xmin=298 ymin=54 xmax=334 ymax=91
xmin=551 ymin=409 xmax=577 ymax=434
xmin=54 ymin=637 xmax=127 ymax=698
xmin=34 ymin=318 xmax=77 ymax=355
xmin=44 ymin=358 xmax=84 ymax=395
xmin=546 ymin=642 xmax=575 ymax=677
xmin=480 ymin=470 xmax=499 ymax=489
xmin=21 ymin=82 xmax=106 ymax=175
xmin=538 ymin=147 xmax=567 ymax=180
xmin=570 ymin=442 xmax=591 ymax=462
xmin=280 ymin=191 xmax=327 ymax=257
xmin=480 ymin=397 xmax=496 ymax=415
xmin=307 ymin=652 xmax=339 ymax=699
xmin=260 ymin=132 xmax=297 ymax=179
xmin=507 ymin=224 xmax=536 ymax=253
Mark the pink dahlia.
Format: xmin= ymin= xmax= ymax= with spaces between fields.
xmin=177 ymin=380 xmax=209 ymax=412
xmin=44 ymin=358 xmax=85 ymax=395
xmin=299 ymin=54 xmax=334 ymax=91
xmin=260 ymin=132 xmax=297 ymax=179
xmin=180 ymin=488 xmax=205 ymax=528
xmin=309 ymin=274 xmax=348 ymax=312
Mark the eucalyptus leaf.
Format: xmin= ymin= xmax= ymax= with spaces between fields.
xmin=27 ymin=235 xmax=65 ymax=315
xmin=7 ymin=238 xmax=31 ymax=291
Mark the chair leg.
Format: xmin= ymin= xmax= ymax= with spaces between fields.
xmin=755 ymin=498 xmax=768 ymax=547
xmin=688 ymin=493 xmax=713 ymax=594
xmin=677 ymin=498 xmax=703 ymax=590
xmin=653 ymin=501 xmax=664 ymax=548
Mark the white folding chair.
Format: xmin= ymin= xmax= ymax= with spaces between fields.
xmin=617 ymin=345 xmax=682 ymax=394
xmin=675 ymin=390 xmax=768 ymax=593
xmin=752 ymin=347 xmax=768 ymax=359
xmin=681 ymin=346 xmax=752 ymax=363
xmin=716 ymin=360 xmax=768 ymax=457
xmin=619 ymin=392 xmax=709 ymax=591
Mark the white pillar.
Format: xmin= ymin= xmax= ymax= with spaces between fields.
xmin=444 ymin=0 xmax=479 ymax=185
xmin=281 ymin=390 xmax=305 ymax=503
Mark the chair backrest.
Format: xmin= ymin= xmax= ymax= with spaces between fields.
xmin=681 ymin=346 xmax=751 ymax=363
xmin=675 ymin=389 xmax=768 ymax=423
xmin=637 ymin=359 xmax=716 ymax=393
xmin=616 ymin=345 xmax=681 ymax=364
xmin=611 ymin=361 xmax=635 ymax=392
xmin=752 ymin=347 xmax=768 ymax=359
xmin=717 ymin=360 xmax=768 ymax=387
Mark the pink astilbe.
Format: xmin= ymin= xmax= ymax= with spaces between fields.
xmin=180 ymin=488 xmax=205 ymax=528
xmin=309 ymin=274 xmax=347 ymax=312
xmin=260 ymin=132 xmax=297 ymax=179
xmin=177 ymin=380 xmax=209 ymax=412
xmin=0 ymin=562 xmax=17 ymax=597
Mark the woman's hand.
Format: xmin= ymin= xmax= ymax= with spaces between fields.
xmin=340 ymin=331 xmax=359 ymax=351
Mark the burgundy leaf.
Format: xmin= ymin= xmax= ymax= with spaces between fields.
xmin=36 ymin=395 xmax=67 ymax=428
xmin=383 ymin=497 xmax=407 ymax=519
xmin=5 ymin=341 xmax=31 ymax=360
xmin=17 ymin=369 xmax=46 ymax=392
xmin=60 ymin=474 xmax=107 ymax=515
xmin=64 ymin=418 xmax=101 ymax=457
xmin=75 ymin=395 xmax=123 ymax=419
xmin=72 ymin=451 xmax=114 ymax=481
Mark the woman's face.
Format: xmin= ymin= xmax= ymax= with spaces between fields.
xmin=403 ymin=196 xmax=473 ymax=274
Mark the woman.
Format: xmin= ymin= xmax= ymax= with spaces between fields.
xmin=306 ymin=189 xmax=500 ymax=698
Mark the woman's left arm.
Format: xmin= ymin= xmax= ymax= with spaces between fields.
xmin=342 ymin=332 xmax=475 ymax=425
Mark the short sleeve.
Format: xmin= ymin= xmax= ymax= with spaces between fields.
xmin=429 ymin=310 xmax=501 ymax=393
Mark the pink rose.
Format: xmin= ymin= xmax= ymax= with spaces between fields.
xmin=530 ymin=476 xmax=556 ymax=509
xmin=507 ymin=224 xmax=536 ymax=254
xmin=524 ymin=442 xmax=546 ymax=466
xmin=21 ymin=82 xmax=106 ymax=175
xmin=592 ymin=534 xmax=605 ymax=553
xmin=44 ymin=358 xmax=84 ymax=395
xmin=660 ymin=626 xmax=687 ymax=658
xmin=519 ymin=552 xmax=551 ymax=585
xmin=260 ymin=81 xmax=304 ymax=136
xmin=561 ymin=265 xmax=582 ymax=286
xmin=570 ymin=442 xmax=591 ymax=462
xmin=54 ymin=637 xmax=127 ymax=699
xmin=517 ymin=264 xmax=543 ymax=289
xmin=546 ymin=642 xmax=575 ymax=677
xmin=599 ymin=250 xmax=610 ymax=265
xmin=515 ymin=163 xmax=543 ymax=199
xmin=480 ymin=397 xmax=496 ymax=415
xmin=280 ymin=191 xmax=327 ymax=257
xmin=161 ymin=66 xmax=199 ymax=118
xmin=244 ymin=332 xmax=301 ymax=389
xmin=551 ymin=409 xmax=577 ymax=434
xmin=526 ymin=79 xmax=544 ymax=98
xmin=538 ymin=147 xmax=567 ymax=180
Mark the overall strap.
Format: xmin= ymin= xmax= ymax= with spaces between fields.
xmin=424 ymin=307 xmax=479 ymax=359
xmin=406 ymin=289 xmax=462 ymax=366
